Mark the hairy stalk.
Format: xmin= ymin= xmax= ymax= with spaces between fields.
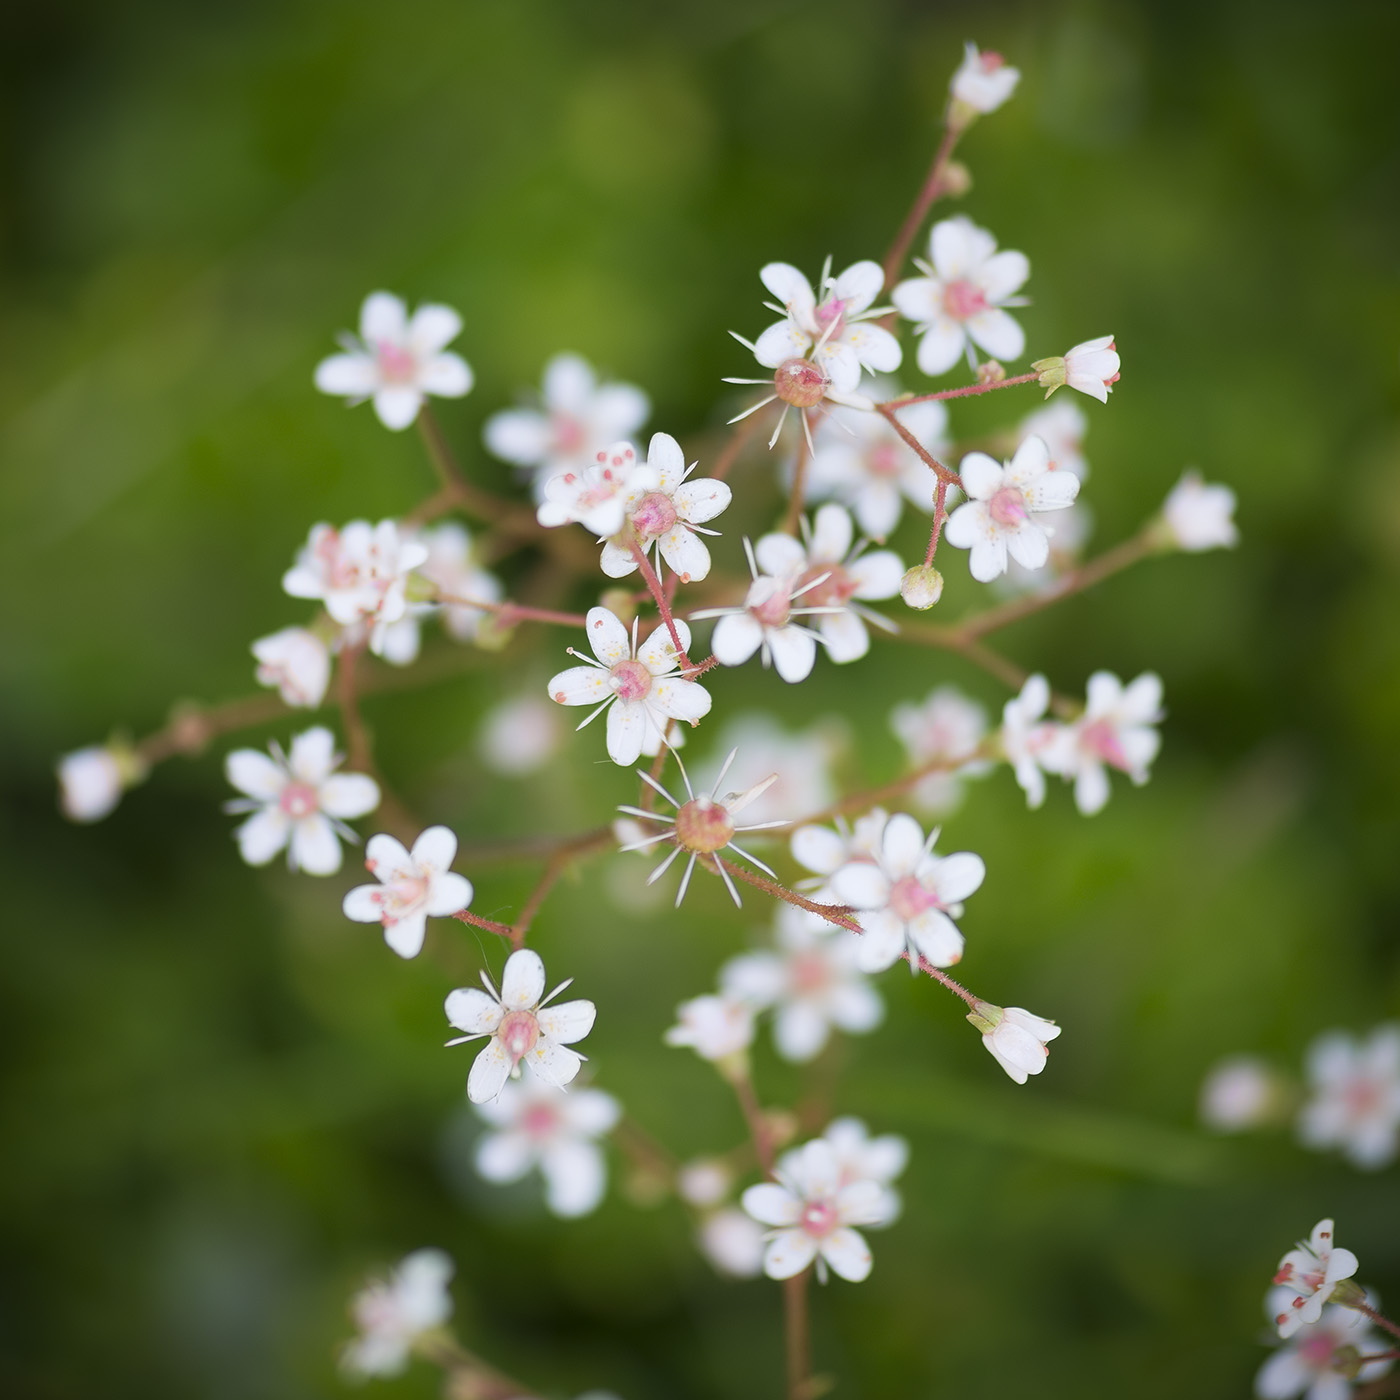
xmin=434 ymin=591 xmax=589 ymax=629
xmin=786 ymin=748 xmax=991 ymax=828
xmin=889 ymin=624 xmax=1030 ymax=691
xmin=629 ymin=541 xmax=695 ymax=670
xmin=923 ymin=478 xmax=950 ymax=564
xmin=729 ymin=1062 xmax=775 ymax=1176
xmin=881 ymin=125 xmax=961 ymax=289
xmin=711 ymin=408 xmax=768 ymax=482
xmin=782 ymin=435 xmax=811 ymax=537
xmin=905 ymin=953 xmax=981 ymax=1007
xmin=711 ymin=856 xmax=862 ymax=933
xmin=1350 ymin=1304 xmax=1400 ymax=1342
xmin=882 ymin=370 xmax=1040 ymax=408
xmin=415 ymin=1335 xmax=533 ymax=1400
xmin=507 ymin=828 xmax=616 ymax=948
xmin=450 ymin=909 xmax=516 ymax=939
xmin=876 ymin=402 xmax=961 ymax=489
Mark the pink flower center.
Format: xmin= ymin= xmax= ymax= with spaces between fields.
xmin=943 ymin=279 xmax=988 ymax=322
xmin=869 ymin=444 xmax=901 ymax=478
xmin=552 ymin=413 xmax=585 ymax=454
xmin=383 ymin=873 xmax=429 ymax=918
xmin=774 ymin=357 xmax=829 ymax=409
xmin=630 ymin=491 xmax=678 ymax=541
xmin=498 ymin=1010 xmax=540 ymax=1064
xmin=988 ymin=486 xmax=1028 ymax=527
xmin=979 ymin=51 xmax=1005 ymax=73
xmin=889 ymin=875 xmax=940 ymax=923
xmin=1345 ymin=1078 xmax=1383 ymax=1118
xmin=751 ymin=581 xmax=794 ymax=630
xmin=814 ymin=296 xmax=848 ymax=337
xmin=796 ymin=563 xmax=857 ymax=608
xmin=789 ymin=951 xmax=831 ymax=995
xmin=279 ymin=782 xmax=319 ymax=820
xmin=1299 ymin=1333 xmax=1337 ymax=1368
xmin=610 ymin=658 xmax=653 ymax=702
xmin=521 ymin=1103 xmax=559 ymax=1139
xmin=675 ymin=798 xmax=735 ymax=854
xmin=375 ymin=341 xmax=418 ymax=384
xmin=801 ymin=1199 xmax=839 ymax=1237
xmin=1079 ymin=718 xmax=1129 ymax=770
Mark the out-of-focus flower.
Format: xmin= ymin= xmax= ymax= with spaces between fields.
xmin=223 ymin=727 xmax=379 ymax=875
xmin=693 ymin=715 xmax=842 ymax=828
xmin=1200 ymin=1056 xmax=1287 ymax=1133
xmin=58 ymin=743 xmax=145 ymax=823
xmin=547 ymin=607 xmax=710 ymax=766
xmin=943 ymin=435 xmax=1080 ymax=582
xmin=342 ymin=826 xmax=473 ymax=959
xmin=741 ymin=1137 xmax=886 ymax=1283
xmin=1000 ymin=673 xmax=1062 ymax=810
xmin=831 ymin=811 xmax=985 ymax=973
xmin=483 ymin=353 xmax=649 ymax=499
xmin=698 ymin=1207 xmax=766 ymax=1278
xmin=949 ymin=43 xmax=1020 ymax=121
xmin=341 ymin=1248 xmax=453 ymax=1378
xmin=1298 ymin=1026 xmax=1400 ymax=1170
xmin=472 ymin=1076 xmax=621 ymax=1218
xmin=315 ymin=292 xmax=472 ymax=430
xmin=1257 ymin=1294 xmax=1394 ymax=1400
xmin=1033 ymin=335 xmax=1120 ymax=403
xmin=1046 ymin=671 xmax=1163 ymax=816
xmin=789 ymin=1117 xmax=908 ymax=1227
xmin=597 ymin=432 xmax=731 ymax=583
xmin=889 ymin=685 xmax=990 ymax=812
xmin=967 ymin=1001 xmax=1061 ymax=1084
xmin=445 ymin=949 xmax=596 ymax=1103
xmin=1272 ymin=1220 xmax=1360 ymax=1339
xmin=1020 ymin=399 xmax=1089 ymax=480
xmin=252 ymin=627 xmax=331 ymax=708
xmin=665 ymin=992 xmax=756 ymax=1064
xmin=1161 ymin=471 xmax=1239 ymax=552
xmin=893 ymin=218 xmax=1029 ymax=376
xmin=477 ymin=694 xmax=564 ymax=776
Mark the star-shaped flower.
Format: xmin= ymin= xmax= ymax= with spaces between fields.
xmin=1046 ymin=671 xmax=1163 ymax=816
xmin=1272 ymin=1220 xmax=1360 ymax=1339
xmin=341 ymin=1248 xmax=454 ymax=1378
xmin=342 ymin=825 xmax=474 ymax=959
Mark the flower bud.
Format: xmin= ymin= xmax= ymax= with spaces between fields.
xmin=599 ymin=588 xmax=638 ymax=626
xmin=900 ymin=564 xmax=944 ymax=610
xmin=57 ymin=739 xmax=147 ymax=823
xmin=473 ymin=613 xmax=515 ymax=652
xmin=1330 ymin=1345 xmax=1363 ymax=1380
xmin=938 ymin=160 xmax=972 ymax=199
xmin=969 ymin=1000 xmax=1062 ymax=1084
xmin=975 ymin=359 xmax=1006 ymax=385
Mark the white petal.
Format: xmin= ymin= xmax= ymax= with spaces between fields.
xmin=418 ymin=353 xmax=473 ymax=398
xmin=847 ymin=550 xmax=904 ymax=599
xmin=753 ymin=319 xmax=812 ymax=368
xmin=741 ymin=1182 xmax=802 ymax=1226
xmin=1005 ymin=524 xmax=1050 ymax=572
xmin=831 ymin=259 xmax=884 ymax=312
xmin=384 ymin=910 xmax=428 ymax=959
xmin=915 ymin=319 xmax=966 ymax=376
xmin=314 ymin=353 xmax=377 ymax=398
xmin=930 ymin=851 xmax=985 ymax=902
xmin=287 ymin=726 xmax=336 ymax=783
xmin=646 ymin=432 xmax=687 ymax=491
xmin=651 ymin=678 xmax=712 ymax=723
xmin=225 ymin=749 xmax=286 ymax=801
xmin=773 ymin=1002 xmax=831 ymax=1062
xmin=791 ymin=825 xmax=847 ymax=876
xmin=585 ymin=606 xmax=632 ymax=666
xmin=598 ymin=540 xmax=638 ymax=578
xmin=711 ymin=613 xmax=764 ymax=666
xmin=820 ymin=1227 xmax=872 ymax=1281
xmin=524 ymin=1038 xmax=583 ymax=1089
xmin=291 ymin=813 xmax=343 ymax=875
xmin=342 ymin=884 xmax=386 ymax=923
xmin=673 ymin=477 xmax=732 ymax=525
xmin=606 ymin=699 xmax=649 ymax=766
xmin=930 ymin=217 xmax=996 ymax=281
xmin=657 ymin=527 xmax=712 ymax=582
xmin=427 ymin=872 xmax=473 ymax=917
xmin=907 ymin=909 xmax=964 ymax=966
xmin=467 ymin=1040 xmax=512 ymax=1103
xmin=762 ymin=1229 xmax=820 ymax=1280
xmin=235 ymin=807 xmax=290 ymax=866
xmin=501 ymin=949 xmax=546 ymax=1009
xmin=319 ymin=773 xmax=381 ymax=819
xmin=359 ymin=291 xmax=406 ymax=343
xmin=372 ymin=386 xmax=423 ymax=431
xmin=769 ymin=626 xmax=817 ymax=682
xmin=754 ymin=532 xmax=807 ymax=577
xmin=957 ymin=453 xmax=1004 ymax=501
xmin=977 ymin=249 xmax=1030 ymax=303
xmin=966 ymin=308 xmax=1025 ymax=362
xmin=810 ymin=503 xmax=853 ymax=562
xmin=445 ymin=987 xmax=503 ymax=1035
xmin=845 ymin=322 xmax=902 ymax=373
xmin=475 ymin=1129 xmax=535 ymax=1183
xmin=967 ymin=533 xmax=1009 ymax=583
xmin=820 ymin=609 xmax=869 ymax=664
xmin=832 ymin=862 xmax=891 ymax=908
xmin=409 ymin=825 xmax=457 ymax=873
xmin=638 ymin=617 xmax=692 ymax=671
xmin=540 ymin=1138 xmax=607 ymax=1217
xmin=1074 ymin=761 xmax=1112 ymax=816
xmin=853 ymin=908 xmax=906 ymax=972
xmin=407 ymin=303 xmax=463 ymax=355
xmin=760 ymin=263 xmax=817 ymax=319
xmin=483 ymin=409 xmax=551 ymax=465
xmin=542 ymin=352 xmax=596 ymax=409
xmin=537 ymin=998 xmax=596 ymax=1045
xmin=881 ymin=813 xmax=926 ymax=878
xmin=548 ymin=665 xmax=612 ymax=707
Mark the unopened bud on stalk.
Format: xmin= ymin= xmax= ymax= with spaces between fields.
xmin=967 ymin=1000 xmax=1062 ymax=1084
xmin=975 ymin=359 xmax=1006 ymax=385
xmin=404 ymin=572 xmax=438 ymax=604
xmin=1329 ymin=1278 xmax=1369 ymax=1310
xmin=599 ymin=588 xmax=637 ymax=625
xmin=939 ymin=160 xmax=972 ymax=199
xmin=473 ymin=614 xmax=515 ymax=652
xmin=57 ymin=738 xmax=148 ymax=823
xmin=901 ymin=564 xmax=944 ymax=610
xmin=1330 ymin=1345 xmax=1364 ymax=1381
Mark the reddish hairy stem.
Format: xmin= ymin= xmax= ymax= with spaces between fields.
xmin=881 ymin=371 xmax=1040 ymax=408
xmin=876 ymin=402 xmax=961 ymax=489
xmin=451 ymin=908 xmax=515 ymax=939
xmin=507 ymin=828 xmax=616 ymax=948
xmin=415 ymin=1337 xmax=533 ymax=1400
xmin=783 ymin=1272 xmax=813 ymax=1400
xmin=904 ymin=953 xmax=982 ymax=1007
xmin=711 ymin=856 xmax=862 ymax=934
xmin=336 ymin=641 xmax=374 ymax=774
xmin=729 ymin=1065 xmax=776 ymax=1176
xmin=784 ymin=747 xmax=990 ymax=829
xmin=888 ymin=623 xmax=1030 ymax=690
xmin=882 ymin=125 xmax=961 ymax=289
xmin=924 ymin=478 xmax=950 ymax=565
xmin=629 ymin=542 xmax=694 ymax=670
xmin=781 ymin=434 xmax=811 ymax=537
xmin=434 ymin=592 xmax=589 ymax=629
xmin=1352 ymin=1305 xmax=1400 ymax=1342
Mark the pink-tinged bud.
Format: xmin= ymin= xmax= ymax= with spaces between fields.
xmin=773 ymin=357 xmax=829 ymax=409
xmin=598 ymin=588 xmax=638 ymax=624
xmin=975 ymin=359 xmax=1006 ymax=385
xmin=900 ymin=564 xmax=944 ymax=610
xmin=969 ymin=1002 xmax=1062 ymax=1085
xmin=675 ymin=797 xmax=735 ymax=853
xmin=938 ymin=160 xmax=972 ymax=199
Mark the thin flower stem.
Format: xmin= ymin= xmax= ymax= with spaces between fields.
xmin=1360 ymin=1351 xmax=1400 ymax=1364
xmin=507 ymin=828 xmax=616 ymax=949
xmin=336 ymin=640 xmax=374 ymax=774
xmin=450 ymin=908 xmax=516 ymax=939
xmin=417 ymin=407 xmax=516 ymax=520
xmin=888 ymin=623 xmax=1030 ymax=690
xmin=783 ymin=1271 xmax=813 ymax=1400
xmin=1351 ymin=1304 xmax=1400 ymax=1342
xmin=785 ymin=748 xmax=989 ymax=828
xmin=729 ymin=1063 xmax=775 ymax=1176
xmin=711 ymin=856 xmax=862 ymax=934
xmin=880 ymin=370 xmax=1040 ymax=408
xmin=782 ymin=434 xmax=811 ymax=537
xmin=458 ymin=825 xmax=613 ymax=865
xmin=433 ymin=591 xmax=589 ymax=629
xmin=639 ymin=747 xmax=670 ymax=814
xmin=875 ymin=402 xmax=961 ymax=489
xmin=924 ymin=478 xmax=950 ymax=565
xmin=711 ymin=408 xmax=768 ymax=482
xmin=415 ymin=1335 xmax=532 ymax=1400
xmin=882 ymin=124 xmax=961 ymax=289
xmin=614 ymin=1113 xmax=680 ymax=1182
xmin=905 ymin=952 xmax=981 ymax=1007
xmin=629 ymin=542 xmax=695 ymax=671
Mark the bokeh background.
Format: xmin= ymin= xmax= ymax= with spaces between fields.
xmin=4 ymin=0 xmax=1400 ymax=1396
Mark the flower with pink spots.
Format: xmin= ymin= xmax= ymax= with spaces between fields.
xmin=445 ymin=949 xmax=596 ymax=1104
xmin=1298 ymin=1025 xmax=1400 ymax=1170
xmin=342 ymin=825 xmax=473 ymax=959
xmin=949 ymin=43 xmax=1020 ymax=120
xmin=314 ymin=292 xmax=472 ymax=431
xmin=1257 ymin=1294 xmax=1394 ymax=1400
xmin=1047 ymin=671 xmax=1163 ymax=815
xmin=536 ymin=440 xmax=659 ymax=538
xmin=1272 ymin=1220 xmax=1360 ymax=1339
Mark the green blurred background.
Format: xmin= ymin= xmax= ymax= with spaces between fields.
xmin=3 ymin=0 xmax=1400 ymax=1395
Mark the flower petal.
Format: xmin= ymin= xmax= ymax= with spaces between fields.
xmin=651 ymin=678 xmax=712 ymax=723
xmin=763 ymin=1229 xmax=820 ymax=1280
xmin=540 ymin=1138 xmax=607 ymax=1217
xmin=537 ymin=998 xmax=597 ymax=1045
xmin=372 ymin=386 xmax=423 ymax=431
xmin=360 ymin=292 xmax=406 ymax=343
xmin=711 ymin=613 xmax=764 ymax=667
xmin=741 ymin=1182 xmax=802 ymax=1226
xmin=966 ymin=308 xmax=1025 ymax=362
xmin=235 ymin=807 xmax=290 ymax=866
xmin=548 ymin=665 xmax=612 ymax=708
xmin=524 ymin=1037 xmax=583 ymax=1089
xmin=384 ymin=910 xmax=428 ymax=959
xmin=427 ymin=872 xmax=473 ymax=917
xmin=769 ymin=626 xmax=818 ymax=683
xmin=319 ymin=773 xmax=381 ymax=819
xmin=638 ymin=618 xmax=691 ymax=671
xmin=445 ymin=987 xmax=503 ymax=1035
xmin=291 ymin=813 xmax=343 ymax=875
xmin=606 ymin=699 xmax=649 ymax=766
xmin=881 ymin=813 xmax=926 ymax=879
xmin=467 ymin=1040 xmax=512 ymax=1103
xmin=501 ymin=949 xmax=547 ymax=1009
xmin=314 ymin=353 xmax=377 ymax=398
xmin=585 ymin=606 xmax=632 ymax=666
xmin=673 ymin=477 xmax=732 ymax=525
xmin=225 ymin=749 xmax=286 ymax=801
xmin=418 ymin=353 xmax=473 ymax=398
xmin=820 ymin=1227 xmax=872 ymax=1281
xmin=657 ymin=526 xmax=712 ymax=582
xmin=407 ymin=303 xmax=462 ymax=356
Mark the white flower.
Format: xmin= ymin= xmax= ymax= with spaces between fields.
xmin=789 ymin=808 xmax=890 ymax=924
xmin=472 ymin=1076 xmax=621 ymax=1218
xmin=597 ymin=432 xmax=731 ymax=583
xmin=315 ymin=292 xmax=472 ymax=431
xmin=677 ymin=1158 xmax=733 ymax=1208
xmin=1000 ymin=500 xmax=1093 ymax=597
xmin=618 ymin=749 xmax=786 ymax=907
xmin=664 ymin=992 xmax=756 ymax=1063
xmin=1162 ymin=471 xmax=1239 ymax=551
xmin=420 ymin=522 xmax=505 ymax=643
xmin=536 ymin=440 xmax=658 ymax=537
xmin=831 ymin=811 xmax=985 ymax=973
xmin=806 ymin=397 xmax=951 ymax=539
xmin=943 ymin=435 xmax=1080 ymax=582
xmin=1000 ymin=673 xmax=1063 ymax=809
xmin=949 ymin=43 xmax=1020 ymax=117
xmin=547 ymin=607 xmax=711 ymax=766
xmin=740 ymin=506 xmax=903 ymax=664
xmin=281 ymin=520 xmax=429 ymax=658
xmin=1272 ymin=1220 xmax=1360 ymax=1339
xmin=1297 ymin=1026 xmax=1400 ymax=1170
xmin=1020 ymin=399 xmax=1090 ymax=480
xmin=58 ymin=745 xmax=139 ymax=823
xmin=483 ymin=353 xmax=649 ymax=500
xmin=1200 ymin=1056 xmax=1283 ymax=1133
xmin=693 ymin=715 xmax=842 ymax=828
xmin=697 ymin=1207 xmax=767 ymax=1278
xmin=342 ymin=826 xmax=473 ymax=959
xmin=1257 ymin=1297 xmax=1394 ymax=1400
xmin=721 ymin=907 xmax=883 ymax=1062
xmin=341 ymin=1248 xmax=453 ymax=1378
xmin=893 ymin=218 xmax=1030 ymax=376
xmin=727 ymin=259 xmax=899 ymax=448
xmin=445 ymin=949 xmax=596 ymax=1104
xmin=223 ymin=727 xmax=379 ymax=875
xmin=477 ymin=694 xmax=563 ymax=776
xmin=791 ymin=1117 xmax=907 ymax=1227
xmin=741 ymin=1138 xmax=886 ymax=1283
xmin=969 ymin=1001 xmax=1062 ymax=1084
xmin=1033 ymin=335 xmax=1121 ymax=403
xmin=1047 ymin=671 xmax=1163 ymax=816
xmin=889 ymin=685 xmax=990 ymax=812
xmin=251 ymin=627 xmax=331 ymax=708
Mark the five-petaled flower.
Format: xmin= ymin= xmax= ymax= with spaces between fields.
xmin=1000 ymin=673 xmax=1062 ymax=810
xmin=315 ymin=292 xmax=473 ymax=431
xmin=1272 ymin=1220 xmax=1360 ymax=1339
xmin=665 ymin=992 xmax=757 ymax=1065
xmin=342 ymin=825 xmax=474 ymax=959
xmin=943 ymin=434 xmax=1081 ymax=583
xmin=741 ymin=1137 xmax=887 ymax=1283
xmin=536 ymin=440 xmax=658 ymax=537
xmin=949 ymin=43 xmax=1020 ymax=121
xmin=1161 ymin=471 xmax=1239 ymax=552
xmin=831 ymin=811 xmax=985 ymax=973
xmin=967 ymin=1001 xmax=1062 ymax=1084
xmin=251 ymin=627 xmax=331 ymax=709
xmin=341 ymin=1248 xmax=454 ymax=1378
xmin=1033 ymin=335 xmax=1121 ymax=403
xmin=1047 ymin=671 xmax=1163 ymax=816
xmin=1257 ymin=1294 xmax=1394 ymax=1400
xmin=1297 ymin=1025 xmax=1400 ymax=1170
xmin=548 ymin=606 xmax=711 ymax=766
xmin=445 ymin=949 xmax=597 ymax=1104
xmin=597 ymin=432 xmax=731 ymax=583
xmin=224 ymin=726 xmax=379 ymax=875
xmin=893 ymin=217 xmax=1030 ymax=376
